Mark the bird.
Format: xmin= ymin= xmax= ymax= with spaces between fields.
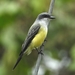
xmin=13 ymin=12 xmax=55 ymax=70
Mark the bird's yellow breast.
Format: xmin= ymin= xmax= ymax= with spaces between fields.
xmin=25 ymin=25 xmax=47 ymax=55
xmin=31 ymin=26 xmax=47 ymax=48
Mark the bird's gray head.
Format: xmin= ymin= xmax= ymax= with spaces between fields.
xmin=37 ymin=12 xmax=55 ymax=20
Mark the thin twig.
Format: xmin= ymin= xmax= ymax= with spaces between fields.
xmin=33 ymin=0 xmax=55 ymax=75
xmin=33 ymin=42 xmax=45 ymax=75
xmin=33 ymin=54 xmax=42 ymax=74
xmin=47 ymin=0 xmax=55 ymax=25
xmin=48 ymin=0 xmax=55 ymax=15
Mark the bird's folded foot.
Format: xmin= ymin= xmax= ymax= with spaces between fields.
xmin=35 ymin=47 xmax=44 ymax=55
xmin=35 ymin=47 xmax=38 ymax=52
xmin=38 ymin=50 xmax=44 ymax=55
xmin=44 ymin=39 xmax=47 ymax=42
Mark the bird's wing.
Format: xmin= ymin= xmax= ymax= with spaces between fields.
xmin=13 ymin=24 xmax=40 ymax=70
xmin=20 ymin=24 xmax=40 ymax=55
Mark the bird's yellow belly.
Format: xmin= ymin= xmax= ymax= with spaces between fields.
xmin=26 ymin=27 xmax=47 ymax=55
xmin=31 ymin=28 xmax=47 ymax=48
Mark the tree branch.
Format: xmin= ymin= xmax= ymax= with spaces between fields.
xmin=33 ymin=0 xmax=55 ymax=75
xmin=48 ymin=0 xmax=55 ymax=15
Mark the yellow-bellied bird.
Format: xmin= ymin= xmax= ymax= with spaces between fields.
xmin=13 ymin=12 xmax=55 ymax=70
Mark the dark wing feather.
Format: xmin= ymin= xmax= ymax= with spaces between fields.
xmin=13 ymin=24 xmax=40 ymax=70
xmin=19 ymin=24 xmax=40 ymax=55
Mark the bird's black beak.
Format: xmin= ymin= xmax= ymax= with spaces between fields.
xmin=49 ymin=15 xmax=55 ymax=19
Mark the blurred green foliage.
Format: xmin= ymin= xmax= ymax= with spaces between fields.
xmin=0 ymin=0 xmax=75 ymax=75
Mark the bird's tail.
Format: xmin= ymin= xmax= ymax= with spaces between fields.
xmin=13 ymin=53 xmax=23 ymax=70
